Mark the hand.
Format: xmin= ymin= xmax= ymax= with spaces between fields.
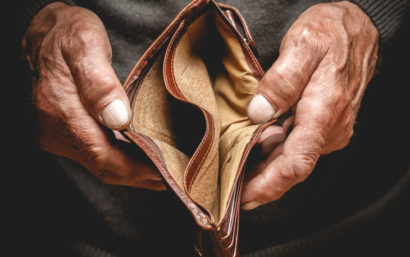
xmin=22 ymin=3 xmax=165 ymax=190
xmin=242 ymin=1 xmax=379 ymax=210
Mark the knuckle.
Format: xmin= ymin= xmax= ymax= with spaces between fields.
xmin=280 ymin=155 xmax=315 ymax=183
xmin=71 ymin=20 xmax=99 ymax=40
xmin=334 ymin=127 xmax=354 ymax=151
xmin=93 ymin=74 xmax=118 ymax=89
xmin=329 ymin=87 xmax=351 ymax=115
xmin=79 ymin=73 xmax=120 ymax=108
xmin=81 ymin=145 xmax=106 ymax=168
xmin=252 ymin=184 xmax=279 ymax=203
xmin=270 ymin=66 xmax=289 ymax=86
xmin=288 ymin=25 xmax=330 ymax=53
xmin=298 ymin=27 xmax=319 ymax=49
xmin=84 ymin=74 xmax=120 ymax=102
xmin=265 ymin=68 xmax=299 ymax=102
xmin=33 ymin=79 xmax=75 ymax=117
xmin=278 ymin=166 xmax=297 ymax=182
xmin=67 ymin=21 xmax=105 ymax=51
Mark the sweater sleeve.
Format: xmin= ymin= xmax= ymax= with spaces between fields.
xmin=19 ymin=0 xmax=75 ymax=39
xmin=349 ymin=0 xmax=410 ymax=43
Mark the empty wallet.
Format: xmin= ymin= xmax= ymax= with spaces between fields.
xmin=121 ymin=0 xmax=274 ymax=256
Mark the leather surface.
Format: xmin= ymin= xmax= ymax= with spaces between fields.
xmin=121 ymin=1 xmax=274 ymax=256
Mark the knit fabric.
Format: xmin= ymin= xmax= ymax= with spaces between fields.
xmin=18 ymin=0 xmax=410 ymax=45
xmin=19 ymin=0 xmax=75 ymax=38
xmin=351 ymin=0 xmax=410 ymax=43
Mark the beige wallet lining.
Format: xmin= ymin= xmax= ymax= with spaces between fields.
xmin=130 ymin=8 xmax=260 ymax=222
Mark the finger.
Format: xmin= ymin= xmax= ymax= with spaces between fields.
xmin=63 ymin=24 xmax=131 ymax=130
xmin=94 ymin=140 xmax=166 ymax=190
xmin=242 ymin=99 xmax=326 ymax=210
xmin=100 ymin=170 xmax=166 ymax=191
xmin=245 ymin=142 xmax=284 ymax=185
xmin=247 ymin=29 xmax=327 ymax=124
xmin=245 ymin=126 xmax=285 ymax=187
xmin=257 ymin=125 xmax=285 ymax=157
xmin=82 ymin=142 xmax=166 ymax=191
xmin=39 ymin=118 xmax=164 ymax=190
xmin=257 ymin=125 xmax=284 ymax=143
xmin=282 ymin=114 xmax=295 ymax=135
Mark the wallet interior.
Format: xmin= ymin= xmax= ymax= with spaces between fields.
xmin=128 ymin=7 xmax=261 ymax=224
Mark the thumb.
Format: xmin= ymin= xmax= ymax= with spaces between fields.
xmin=247 ymin=33 xmax=326 ymax=124
xmin=63 ymin=26 xmax=131 ymax=130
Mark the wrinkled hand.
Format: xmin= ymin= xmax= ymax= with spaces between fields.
xmin=242 ymin=1 xmax=378 ymax=210
xmin=22 ymin=3 xmax=165 ymax=190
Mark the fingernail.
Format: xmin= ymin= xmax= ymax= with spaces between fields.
xmin=247 ymin=94 xmax=276 ymax=124
xmin=101 ymin=99 xmax=130 ymax=129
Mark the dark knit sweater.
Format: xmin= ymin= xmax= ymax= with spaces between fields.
xmin=15 ymin=1 xmax=410 ymax=257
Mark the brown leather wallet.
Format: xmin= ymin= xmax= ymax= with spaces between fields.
xmin=121 ymin=1 xmax=274 ymax=256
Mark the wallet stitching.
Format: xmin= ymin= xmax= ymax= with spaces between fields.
xmin=124 ymin=2 xmax=265 ymax=255
xmin=166 ymin=24 xmax=188 ymax=100
xmin=164 ymin=20 xmax=217 ymax=194
xmin=186 ymin=112 xmax=215 ymax=192
xmin=216 ymin=5 xmax=264 ymax=78
xmin=217 ymin=3 xmax=257 ymax=53
xmin=163 ymin=17 xmax=187 ymax=101
xmin=164 ymin=4 xmax=258 ymax=217
xmin=213 ymin=2 xmax=263 ymax=78
xmin=233 ymin=27 xmax=262 ymax=76
xmin=163 ymin=17 xmax=215 ymax=195
xmin=124 ymin=0 xmax=205 ymax=89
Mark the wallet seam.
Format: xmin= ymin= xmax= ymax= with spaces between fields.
xmin=163 ymin=15 xmax=218 ymax=199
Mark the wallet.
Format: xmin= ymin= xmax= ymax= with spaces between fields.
xmin=121 ymin=1 xmax=274 ymax=256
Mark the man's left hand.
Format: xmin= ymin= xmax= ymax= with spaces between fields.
xmin=242 ymin=1 xmax=379 ymax=210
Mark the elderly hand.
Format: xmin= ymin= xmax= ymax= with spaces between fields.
xmin=242 ymin=1 xmax=379 ymax=210
xmin=22 ymin=3 xmax=165 ymax=190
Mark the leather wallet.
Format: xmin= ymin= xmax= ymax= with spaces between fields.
xmin=121 ymin=1 xmax=273 ymax=256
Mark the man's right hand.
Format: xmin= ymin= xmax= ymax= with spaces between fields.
xmin=22 ymin=2 xmax=165 ymax=190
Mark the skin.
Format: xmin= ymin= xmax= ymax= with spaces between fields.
xmin=23 ymin=1 xmax=378 ymax=208
xmin=22 ymin=2 xmax=165 ymax=190
xmin=242 ymin=1 xmax=379 ymax=210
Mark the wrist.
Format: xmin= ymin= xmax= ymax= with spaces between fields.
xmin=348 ymin=0 xmax=410 ymax=43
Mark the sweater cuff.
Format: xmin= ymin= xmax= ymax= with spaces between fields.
xmin=349 ymin=0 xmax=410 ymax=43
xmin=19 ymin=0 xmax=76 ymax=39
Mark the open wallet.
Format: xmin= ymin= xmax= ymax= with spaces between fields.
xmin=121 ymin=0 xmax=276 ymax=256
